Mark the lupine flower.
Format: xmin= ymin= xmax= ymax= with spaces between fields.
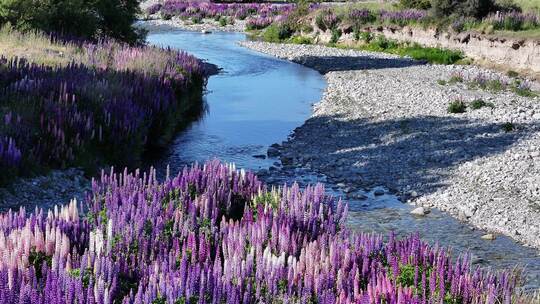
xmin=0 ymin=160 xmax=521 ymax=303
xmin=0 ymin=38 xmax=205 ymax=184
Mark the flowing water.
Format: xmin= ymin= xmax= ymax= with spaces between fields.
xmin=147 ymin=28 xmax=540 ymax=292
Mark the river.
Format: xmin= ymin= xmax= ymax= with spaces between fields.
xmin=147 ymin=28 xmax=540 ymax=292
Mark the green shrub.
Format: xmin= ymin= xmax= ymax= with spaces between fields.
xmin=502 ymin=122 xmax=515 ymax=132
xmin=315 ymin=9 xmax=339 ymax=32
xmin=448 ymin=99 xmax=467 ymax=113
xmin=470 ymin=99 xmax=494 ymax=109
xmin=355 ymin=30 xmax=373 ymax=42
xmin=0 ymin=0 xmax=144 ymax=43
xmin=330 ymin=28 xmax=342 ymax=44
xmin=289 ymin=35 xmax=313 ymax=44
xmin=263 ymin=23 xmax=292 ymax=42
xmin=219 ymin=16 xmax=228 ymax=27
xmin=506 ymin=70 xmax=519 ymax=77
xmin=398 ymin=0 xmax=432 ymax=9
xmin=511 ymin=81 xmax=537 ymax=97
xmin=448 ymin=74 xmax=464 ymax=83
xmin=431 ymin=0 xmax=497 ymax=19
xmin=486 ymin=79 xmax=504 ymax=91
xmin=494 ymin=0 xmax=521 ymax=12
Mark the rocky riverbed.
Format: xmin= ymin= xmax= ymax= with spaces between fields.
xmin=139 ymin=17 xmax=246 ymax=33
xmin=240 ymin=41 xmax=540 ymax=250
xmin=0 ymin=169 xmax=90 ymax=213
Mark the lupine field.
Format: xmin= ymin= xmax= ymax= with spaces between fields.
xmin=0 ymin=160 xmax=523 ymax=303
xmin=0 ymin=28 xmax=205 ymax=184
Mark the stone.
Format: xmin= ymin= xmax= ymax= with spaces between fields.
xmin=410 ymin=207 xmax=428 ymax=216
xmin=267 ymin=147 xmax=280 ymax=157
xmin=373 ymin=189 xmax=385 ymax=196
xmin=481 ymin=233 xmax=496 ymax=240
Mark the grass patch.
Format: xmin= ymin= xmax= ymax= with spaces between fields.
xmin=262 ymin=23 xmax=292 ymax=42
xmin=354 ymin=36 xmax=463 ymax=64
xmin=470 ymin=99 xmax=494 ymax=109
xmin=289 ymin=35 xmax=313 ymax=44
xmin=437 ymin=79 xmax=447 ymax=85
xmin=448 ymin=99 xmax=467 ymax=113
xmin=502 ymin=122 xmax=515 ymax=132
xmin=507 ymin=70 xmax=519 ymax=78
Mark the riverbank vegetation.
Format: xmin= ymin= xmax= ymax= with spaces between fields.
xmin=147 ymin=0 xmax=540 ymax=40
xmin=0 ymin=26 xmax=206 ymax=185
xmin=0 ymin=160 xmax=525 ymax=303
xmin=0 ymin=0 xmax=144 ymax=43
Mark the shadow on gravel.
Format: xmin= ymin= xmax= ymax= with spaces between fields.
xmin=289 ymin=114 xmax=539 ymax=197
xmin=293 ymin=55 xmax=425 ymax=74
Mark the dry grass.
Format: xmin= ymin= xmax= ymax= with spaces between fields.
xmin=0 ymin=26 xmax=82 ymax=66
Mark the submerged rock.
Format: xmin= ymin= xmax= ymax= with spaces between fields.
xmin=481 ymin=233 xmax=496 ymax=241
xmin=410 ymin=206 xmax=429 ymax=216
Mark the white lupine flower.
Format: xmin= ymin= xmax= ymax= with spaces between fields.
xmin=106 ymin=219 xmax=113 ymax=253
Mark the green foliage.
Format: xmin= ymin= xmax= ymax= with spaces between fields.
xmin=263 ymin=23 xmax=292 ymax=42
xmin=397 ymin=264 xmax=415 ymax=287
xmin=470 ymin=99 xmax=494 ymax=109
xmin=357 ymin=36 xmax=463 ymax=64
xmin=502 ymin=122 xmax=515 ymax=132
xmin=448 ymin=99 xmax=467 ymax=113
xmin=152 ymin=296 xmax=167 ymax=304
xmin=431 ymin=0 xmax=497 ymax=19
xmin=448 ymin=75 xmax=464 ymax=83
xmin=355 ymin=30 xmax=373 ymax=42
xmin=437 ymin=79 xmax=448 ymax=85
xmin=512 ymin=83 xmax=537 ymax=97
xmin=397 ymin=44 xmax=463 ymax=64
xmin=330 ymin=28 xmax=342 ymax=44
xmin=398 ymin=0 xmax=432 ymax=10
xmin=494 ymin=0 xmax=521 ymax=12
xmin=506 ymin=70 xmax=519 ymax=77
xmin=315 ymin=9 xmax=339 ymax=32
xmin=0 ymin=0 xmax=144 ymax=43
xmin=143 ymin=219 xmax=153 ymax=237
xmin=29 ymin=249 xmax=52 ymax=279
xmin=219 ymin=16 xmax=228 ymax=27
xmin=289 ymin=35 xmax=313 ymax=44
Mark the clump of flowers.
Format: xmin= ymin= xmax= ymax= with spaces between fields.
xmin=0 ymin=33 xmax=206 ymax=184
xmin=0 ymin=160 xmax=521 ymax=303
xmin=484 ymin=11 xmax=539 ymax=31
xmin=347 ymin=8 xmax=376 ymax=29
xmin=315 ymin=8 xmax=340 ymax=31
xmin=246 ymin=16 xmax=274 ymax=30
xmin=379 ymin=9 xmax=427 ymax=26
xmin=146 ymin=0 xmax=296 ymax=23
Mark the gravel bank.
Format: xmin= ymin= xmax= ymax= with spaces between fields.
xmin=240 ymin=41 xmax=540 ymax=250
xmin=0 ymin=169 xmax=90 ymax=213
xmin=138 ymin=17 xmax=246 ymax=33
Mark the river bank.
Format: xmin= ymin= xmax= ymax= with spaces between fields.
xmin=240 ymin=41 xmax=540 ymax=251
